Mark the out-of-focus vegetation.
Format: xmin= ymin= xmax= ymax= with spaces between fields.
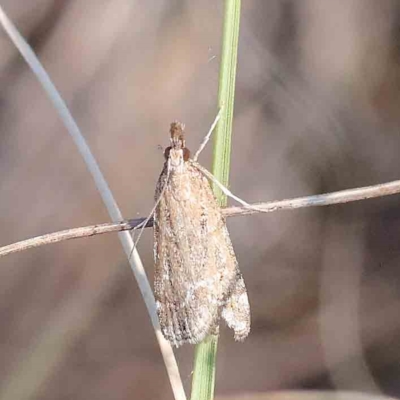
xmin=1 ymin=1 xmax=400 ymax=399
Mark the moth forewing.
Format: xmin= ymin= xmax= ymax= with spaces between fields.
xmin=153 ymin=122 xmax=250 ymax=347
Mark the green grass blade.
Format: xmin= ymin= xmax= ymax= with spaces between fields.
xmin=191 ymin=336 xmax=219 ymax=400
xmin=212 ymin=0 xmax=241 ymax=205
xmin=191 ymin=1 xmax=241 ymax=400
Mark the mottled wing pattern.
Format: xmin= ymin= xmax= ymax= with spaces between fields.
xmin=154 ymin=160 xmax=250 ymax=347
xmin=221 ymin=274 xmax=250 ymax=340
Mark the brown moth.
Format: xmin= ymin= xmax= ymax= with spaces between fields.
xmin=153 ymin=122 xmax=250 ymax=347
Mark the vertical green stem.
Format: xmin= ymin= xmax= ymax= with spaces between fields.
xmin=190 ymin=1 xmax=241 ymax=400
xmin=212 ymin=0 xmax=241 ymax=205
xmin=191 ymin=336 xmax=219 ymax=400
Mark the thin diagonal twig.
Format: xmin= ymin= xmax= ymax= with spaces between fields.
xmin=2 ymin=177 xmax=400 ymax=258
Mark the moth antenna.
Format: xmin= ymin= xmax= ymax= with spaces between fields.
xmin=193 ymin=162 xmax=251 ymax=207
xmin=129 ymin=163 xmax=171 ymax=261
xmin=194 ymin=163 xmax=269 ymax=213
xmin=193 ymin=108 xmax=223 ymax=162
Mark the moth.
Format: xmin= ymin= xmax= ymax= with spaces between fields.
xmin=153 ymin=122 xmax=250 ymax=347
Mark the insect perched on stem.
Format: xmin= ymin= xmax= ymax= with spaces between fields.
xmin=153 ymin=122 xmax=250 ymax=347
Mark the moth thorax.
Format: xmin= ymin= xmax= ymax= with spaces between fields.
xmin=168 ymin=148 xmax=185 ymax=172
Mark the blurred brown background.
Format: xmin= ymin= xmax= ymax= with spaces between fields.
xmin=1 ymin=1 xmax=400 ymax=399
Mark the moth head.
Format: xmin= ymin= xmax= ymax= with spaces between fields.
xmin=165 ymin=121 xmax=191 ymax=168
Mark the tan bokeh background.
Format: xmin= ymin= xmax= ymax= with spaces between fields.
xmin=1 ymin=1 xmax=400 ymax=399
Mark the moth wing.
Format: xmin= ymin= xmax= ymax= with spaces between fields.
xmin=189 ymin=162 xmax=250 ymax=341
xmin=221 ymin=274 xmax=251 ymax=341
xmin=154 ymin=162 xmax=250 ymax=346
